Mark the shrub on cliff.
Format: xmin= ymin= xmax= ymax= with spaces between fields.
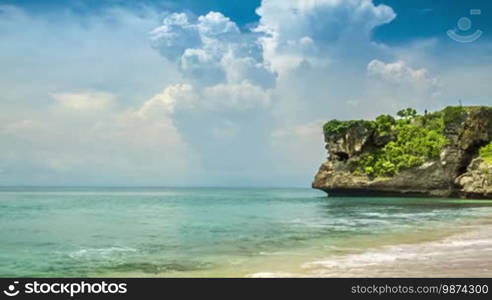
xmin=397 ymin=108 xmax=417 ymax=120
xmin=374 ymin=114 xmax=396 ymax=134
xmin=322 ymin=107 xmax=450 ymax=177
xmin=442 ymin=106 xmax=467 ymax=126
xmin=481 ymin=142 xmax=492 ymax=164
xmin=353 ymin=109 xmax=446 ymax=177
xmin=323 ymin=119 xmax=373 ymax=136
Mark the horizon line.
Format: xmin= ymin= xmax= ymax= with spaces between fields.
xmin=0 ymin=185 xmax=312 ymax=189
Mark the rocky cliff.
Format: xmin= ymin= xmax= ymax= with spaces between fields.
xmin=313 ymin=106 xmax=492 ymax=199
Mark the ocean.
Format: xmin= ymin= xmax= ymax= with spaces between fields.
xmin=1 ymin=187 xmax=492 ymax=277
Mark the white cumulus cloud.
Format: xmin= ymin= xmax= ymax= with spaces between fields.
xmin=150 ymin=11 xmax=276 ymax=88
xmin=367 ymin=59 xmax=439 ymax=88
xmin=364 ymin=59 xmax=441 ymax=114
xmin=255 ymin=0 xmax=396 ymax=73
xmin=52 ymin=92 xmax=115 ymax=111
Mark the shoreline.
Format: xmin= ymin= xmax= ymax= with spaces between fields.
xmin=251 ymin=220 xmax=492 ymax=278
xmin=99 ymin=204 xmax=492 ymax=278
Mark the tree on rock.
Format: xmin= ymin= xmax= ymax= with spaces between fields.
xmin=397 ymin=108 xmax=417 ymax=120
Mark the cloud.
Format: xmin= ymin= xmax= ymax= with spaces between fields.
xmin=150 ymin=11 xmax=276 ymax=88
xmin=149 ymin=13 xmax=202 ymax=61
xmin=203 ymin=81 xmax=272 ymax=110
xmin=140 ymin=80 xmax=272 ymax=113
xmin=211 ymin=120 xmax=240 ymax=140
xmin=363 ymin=59 xmax=441 ymax=113
xmin=0 ymin=89 xmax=197 ymax=185
xmin=136 ymin=83 xmax=196 ymax=117
xmin=144 ymin=10 xmax=280 ymax=184
xmin=143 ymin=0 xmax=422 ymax=184
xmin=0 ymin=6 xmax=195 ymax=186
xmin=367 ymin=59 xmax=438 ymax=88
xmin=133 ymin=82 xmax=275 ymax=185
xmin=0 ymin=4 xmax=176 ymax=110
xmin=2 ymin=1 xmax=491 ymax=187
xmin=52 ymin=92 xmax=115 ymax=111
xmin=255 ymin=0 xmax=396 ymax=73
xmin=197 ymin=11 xmax=240 ymax=37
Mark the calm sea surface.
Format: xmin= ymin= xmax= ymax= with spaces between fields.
xmin=1 ymin=187 xmax=492 ymax=277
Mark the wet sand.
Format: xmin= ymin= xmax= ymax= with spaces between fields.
xmin=252 ymin=223 xmax=492 ymax=277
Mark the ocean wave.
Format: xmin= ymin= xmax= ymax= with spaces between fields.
xmin=108 ymin=261 xmax=213 ymax=274
xmin=302 ymin=225 xmax=492 ymax=277
xmin=68 ymin=247 xmax=138 ymax=259
xmin=247 ymin=225 xmax=492 ymax=278
xmin=247 ymin=272 xmax=298 ymax=278
xmin=258 ymin=251 xmax=303 ymax=256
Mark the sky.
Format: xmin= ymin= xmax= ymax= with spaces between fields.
xmin=0 ymin=0 xmax=491 ymax=187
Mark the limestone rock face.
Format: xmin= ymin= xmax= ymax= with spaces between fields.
xmin=313 ymin=106 xmax=492 ymax=199
xmin=324 ymin=122 xmax=373 ymax=160
xmin=455 ymin=158 xmax=492 ymax=199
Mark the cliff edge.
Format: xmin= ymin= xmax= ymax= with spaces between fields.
xmin=313 ymin=106 xmax=492 ymax=199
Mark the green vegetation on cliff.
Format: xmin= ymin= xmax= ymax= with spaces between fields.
xmin=321 ymin=106 xmax=489 ymax=177
xmin=481 ymin=142 xmax=492 ymax=164
xmin=355 ymin=109 xmax=446 ymax=177
xmin=322 ymin=107 xmax=462 ymax=177
xmin=323 ymin=120 xmax=373 ymax=136
xmin=441 ymin=106 xmax=467 ymax=126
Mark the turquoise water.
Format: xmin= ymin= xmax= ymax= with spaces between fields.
xmin=1 ymin=187 xmax=492 ymax=277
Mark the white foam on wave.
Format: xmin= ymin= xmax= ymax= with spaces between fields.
xmin=303 ymin=247 xmax=419 ymax=269
xmin=247 ymin=272 xmax=299 ymax=278
xmin=247 ymin=225 xmax=492 ymax=277
xmin=303 ymin=226 xmax=492 ymax=276
xmin=68 ymin=247 xmax=138 ymax=259
xmin=259 ymin=251 xmax=304 ymax=256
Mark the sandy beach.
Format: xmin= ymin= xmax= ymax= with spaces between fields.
xmin=252 ymin=221 xmax=492 ymax=278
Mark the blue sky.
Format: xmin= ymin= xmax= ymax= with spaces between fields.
xmin=0 ymin=0 xmax=491 ymax=186
xmin=374 ymin=0 xmax=492 ymax=43
xmin=4 ymin=0 xmax=491 ymax=42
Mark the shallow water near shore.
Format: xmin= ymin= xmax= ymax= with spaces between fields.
xmin=1 ymin=187 xmax=492 ymax=277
